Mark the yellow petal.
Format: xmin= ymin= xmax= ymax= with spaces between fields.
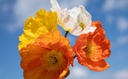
xmin=18 ymin=17 xmax=48 ymax=50
xmin=35 ymin=9 xmax=57 ymax=32
xmin=18 ymin=9 xmax=58 ymax=50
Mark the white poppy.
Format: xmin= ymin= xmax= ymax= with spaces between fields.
xmin=50 ymin=0 xmax=96 ymax=36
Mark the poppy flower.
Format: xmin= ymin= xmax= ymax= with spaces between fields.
xmin=18 ymin=9 xmax=57 ymax=50
xmin=50 ymin=0 xmax=96 ymax=36
xmin=20 ymin=30 xmax=73 ymax=79
xmin=73 ymin=21 xmax=111 ymax=71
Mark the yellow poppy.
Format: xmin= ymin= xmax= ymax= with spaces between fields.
xmin=18 ymin=9 xmax=57 ymax=50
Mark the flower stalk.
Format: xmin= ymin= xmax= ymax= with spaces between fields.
xmin=64 ymin=31 xmax=69 ymax=37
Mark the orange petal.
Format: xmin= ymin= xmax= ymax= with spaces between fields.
xmin=20 ymin=30 xmax=73 ymax=79
xmin=86 ymin=58 xmax=110 ymax=71
xmin=74 ymin=21 xmax=111 ymax=71
xmin=59 ymin=68 xmax=70 ymax=79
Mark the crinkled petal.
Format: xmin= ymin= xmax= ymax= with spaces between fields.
xmin=73 ymin=21 xmax=111 ymax=71
xmin=18 ymin=17 xmax=48 ymax=50
xmin=35 ymin=9 xmax=57 ymax=31
xmin=50 ymin=0 xmax=96 ymax=36
xmin=20 ymin=30 xmax=73 ymax=79
xmin=18 ymin=9 xmax=57 ymax=50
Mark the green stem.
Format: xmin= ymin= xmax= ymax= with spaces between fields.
xmin=74 ymin=55 xmax=76 ymax=59
xmin=64 ymin=31 xmax=69 ymax=37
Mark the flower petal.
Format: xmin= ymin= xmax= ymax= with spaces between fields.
xmin=59 ymin=68 xmax=70 ymax=79
xmin=50 ymin=0 xmax=96 ymax=36
xmin=18 ymin=17 xmax=48 ymax=50
xmin=86 ymin=58 xmax=110 ymax=71
xmin=20 ymin=30 xmax=73 ymax=79
xmin=35 ymin=9 xmax=57 ymax=32
xmin=73 ymin=21 xmax=111 ymax=71
xmin=18 ymin=9 xmax=57 ymax=50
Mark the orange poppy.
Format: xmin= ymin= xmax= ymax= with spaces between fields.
xmin=20 ymin=30 xmax=73 ymax=79
xmin=73 ymin=21 xmax=111 ymax=71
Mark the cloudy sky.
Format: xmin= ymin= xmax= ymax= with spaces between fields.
xmin=0 ymin=0 xmax=128 ymax=79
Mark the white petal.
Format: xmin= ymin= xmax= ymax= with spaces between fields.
xmin=50 ymin=0 xmax=60 ymax=10
xmin=50 ymin=0 xmax=94 ymax=36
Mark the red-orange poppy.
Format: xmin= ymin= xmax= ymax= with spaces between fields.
xmin=73 ymin=21 xmax=111 ymax=71
xmin=20 ymin=30 xmax=73 ymax=79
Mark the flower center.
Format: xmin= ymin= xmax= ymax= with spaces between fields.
xmin=41 ymin=50 xmax=64 ymax=71
xmin=79 ymin=22 xmax=84 ymax=30
xmin=83 ymin=40 xmax=96 ymax=58
xmin=77 ymin=13 xmax=86 ymax=30
xmin=49 ymin=55 xmax=58 ymax=65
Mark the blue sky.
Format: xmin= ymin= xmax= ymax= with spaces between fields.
xmin=0 ymin=0 xmax=128 ymax=79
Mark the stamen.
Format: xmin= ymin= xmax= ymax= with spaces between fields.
xmin=49 ymin=56 xmax=58 ymax=65
xmin=83 ymin=40 xmax=95 ymax=57
xmin=79 ymin=22 xmax=84 ymax=30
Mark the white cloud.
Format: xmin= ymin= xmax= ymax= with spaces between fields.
xmin=0 ymin=1 xmax=10 ymax=14
xmin=105 ymin=14 xmax=114 ymax=25
xmin=67 ymin=66 xmax=88 ymax=79
xmin=117 ymin=17 xmax=128 ymax=32
xmin=114 ymin=69 xmax=128 ymax=79
xmin=65 ymin=63 xmax=128 ymax=79
xmin=102 ymin=0 xmax=128 ymax=32
xmin=116 ymin=35 xmax=128 ymax=45
xmin=72 ymin=67 xmax=88 ymax=77
xmin=58 ymin=0 xmax=88 ymax=8
xmin=6 ymin=23 xmax=21 ymax=33
xmin=102 ymin=0 xmax=128 ymax=12
xmin=2 ymin=0 xmax=51 ymax=33
xmin=6 ymin=0 xmax=88 ymax=33
xmin=13 ymin=0 xmax=51 ymax=25
xmin=8 ymin=0 xmax=51 ymax=33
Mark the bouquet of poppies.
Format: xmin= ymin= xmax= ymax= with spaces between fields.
xmin=18 ymin=0 xmax=111 ymax=79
